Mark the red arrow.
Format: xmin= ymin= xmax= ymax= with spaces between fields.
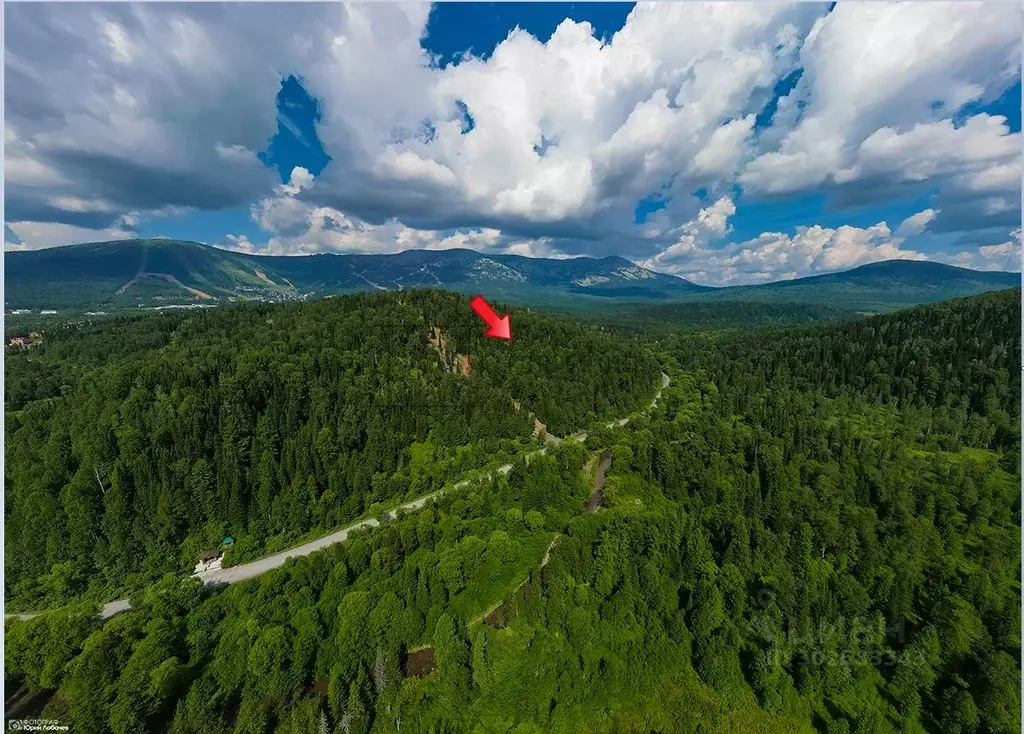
xmin=469 ymin=295 xmax=511 ymax=340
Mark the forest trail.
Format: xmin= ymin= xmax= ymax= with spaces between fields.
xmin=471 ymin=533 xmax=560 ymax=629
xmin=473 ymin=438 xmax=621 ymax=629
xmin=6 ymin=372 xmax=670 ymax=623
xmin=584 ymin=449 xmax=613 ymax=513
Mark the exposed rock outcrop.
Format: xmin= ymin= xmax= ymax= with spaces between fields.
xmin=428 ymin=326 xmax=471 ymax=376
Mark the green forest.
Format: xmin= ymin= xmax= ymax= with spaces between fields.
xmin=4 ymin=290 xmax=660 ymax=609
xmin=4 ymin=287 xmax=1020 ymax=733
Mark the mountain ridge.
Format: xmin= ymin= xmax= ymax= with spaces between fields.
xmin=4 ymin=239 xmax=708 ymax=310
xmin=693 ymin=257 xmax=1020 ymax=311
xmin=4 ymin=238 xmax=1019 ymax=313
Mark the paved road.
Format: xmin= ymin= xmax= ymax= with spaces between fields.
xmin=9 ymin=595 xmax=131 ymax=623
xmin=195 ymin=489 xmax=446 ymax=586
xmin=99 ymin=599 xmax=132 ymax=620
xmin=7 ymin=372 xmax=671 ymax=622
xmin=196 ymin=440 xmax=578 ymax=590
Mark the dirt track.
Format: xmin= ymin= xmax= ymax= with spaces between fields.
xmin=585 ymin=449 xmax=613 ymax=513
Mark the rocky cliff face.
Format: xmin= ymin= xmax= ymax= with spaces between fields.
xmin=428 ymin=326 xmax=471 ymax=376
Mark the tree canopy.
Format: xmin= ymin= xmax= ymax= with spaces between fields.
xmin=4 ymin=287 xmax=1019 ymax=733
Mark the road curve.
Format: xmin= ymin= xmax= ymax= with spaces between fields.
xmin=7 ymin=372 xmax=671 ymax=622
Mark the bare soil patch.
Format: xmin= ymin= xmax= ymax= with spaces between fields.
xmin=483 ymin=603 xmax=509 ymax=629
xmin=403 ymin=646 xmax=437 ymax=678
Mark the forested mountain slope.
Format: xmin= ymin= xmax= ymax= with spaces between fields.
xmin=4 ymin=290 xmax=660 ymax=609
xmin=692 ymin=260 xmax=1020 ymax=311
xmin=4 ymin=239 xmax=704 ymax=311
xmin=691 ymin=288 xmax=1021 ymax=453
xmin=5 ymin=239 xmax=1016 ymax=315
xmin=4 ymin=290 xmax=1019 ymax=733
xmin=587 ymin=288 xmax=1021 ymax=731
xmin=579 ymin=299 xmax=858 ymax=335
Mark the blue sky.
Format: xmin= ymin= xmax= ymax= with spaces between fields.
xmin=135 ymin=3 xmax=641 ymax=246
xmin=6 ymin=3 xmax=1021 ymax=284
xmin=425 ymin=2 xmax=635 ymax=65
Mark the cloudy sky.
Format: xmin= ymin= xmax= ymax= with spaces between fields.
xmin=5 ymin=2 xmax=1021 ymax=285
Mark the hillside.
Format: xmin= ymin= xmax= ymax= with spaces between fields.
xmin=695 ymin=259 xmax=1020 ymax=311
xmin=4 ymin=239 xmax=706 ymax=311
xmin=578 ymin=300 xmax=859 ymax=335
xmin=605 ymin=288 xmax=1021 ymax=732
xmin=4 ymin=289 xmax=661 ymax=609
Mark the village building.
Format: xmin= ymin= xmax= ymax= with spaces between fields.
xmin=194 ymin=550 xmax=223 ymax=575
xmin=7 ymin=332 xmax=43 ymax=350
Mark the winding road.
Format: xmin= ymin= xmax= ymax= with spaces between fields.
xmin=7 ymin=372 xmax=670 ymax=622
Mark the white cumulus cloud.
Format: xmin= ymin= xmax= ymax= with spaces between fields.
xmin=644 ymin=197 xmax=926 ymax=285
xmin=896 ymin=208 xmax=939 ymax=238
xmin=4 ymin=2 xmax=1021 ymax=284
xmin=948 ymin=228 xmax=1022 ymax=272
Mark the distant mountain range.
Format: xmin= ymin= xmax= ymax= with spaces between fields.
xmin=4 ymin=239 xmax=1019 ymax=313
xmin=688 ymin=259 xmax=1021 ymax=313
xmin=4 ymin=239 xmax=707 ymax=311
